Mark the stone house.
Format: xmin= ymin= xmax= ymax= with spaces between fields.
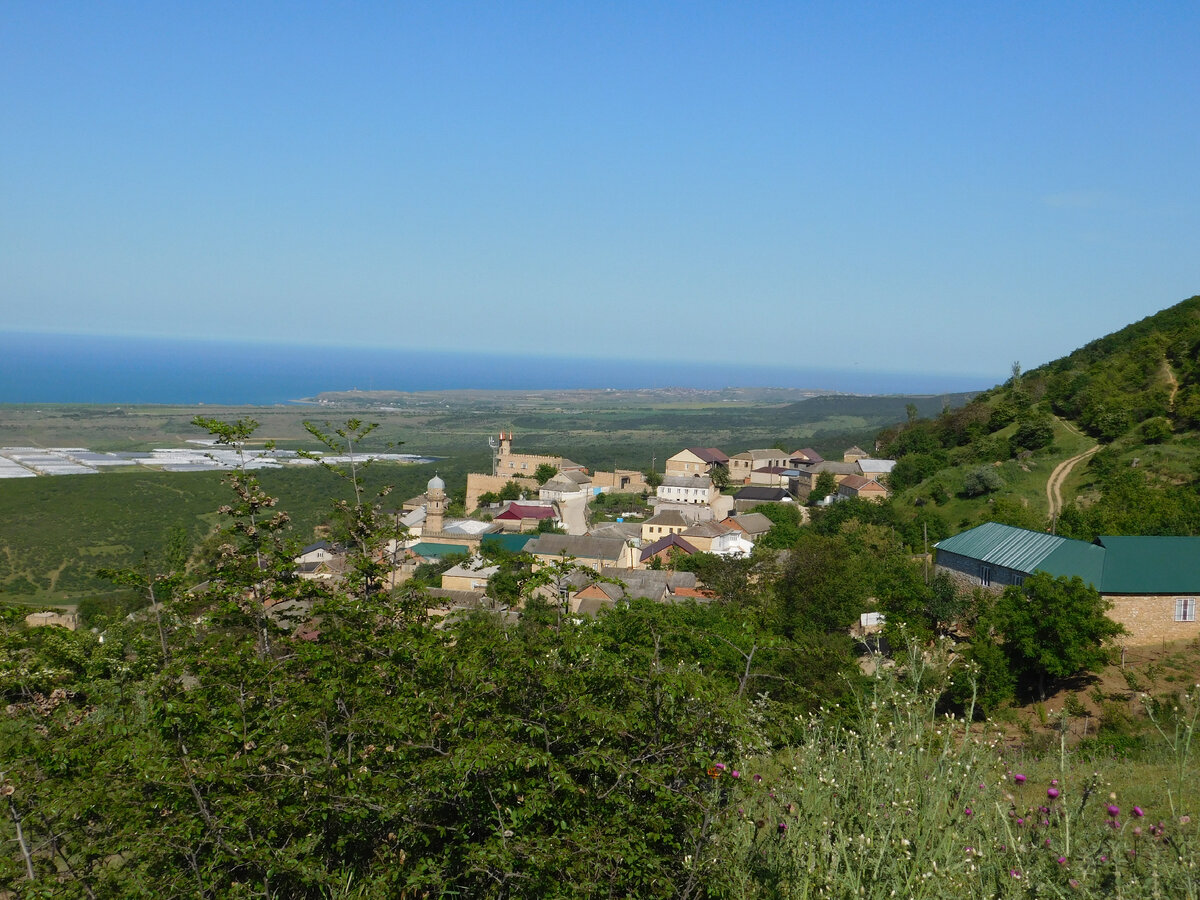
xmin=665 ymin=447 xmax=730 ymax=477
xmin=641 ymin=508 xmax=690 ymax=542
xmin=835 ymin=475 xmax=890 ymax=502
xmin=729 ymin=449 xmax=790 ymax=484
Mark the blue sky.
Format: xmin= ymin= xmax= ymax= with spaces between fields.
xmin=3 ymin=2 xmax=1198 ymax=382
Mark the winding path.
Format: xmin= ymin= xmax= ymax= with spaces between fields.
xmin=1046 ymin=443 xmax=1100 ymax=519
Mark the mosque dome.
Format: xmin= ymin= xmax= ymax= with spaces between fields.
xmin=427 ymin=473 xmax=445 ymax=492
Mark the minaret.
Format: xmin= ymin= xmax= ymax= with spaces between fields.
xmin=426 ymin=473 xmax=446 ymax=536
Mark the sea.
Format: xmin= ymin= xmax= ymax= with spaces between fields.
xmin=1 ymin=332 xmax=993 ymax=405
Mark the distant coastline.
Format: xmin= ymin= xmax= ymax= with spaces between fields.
xmin=2 ymin=332 xmax=994 ymax=405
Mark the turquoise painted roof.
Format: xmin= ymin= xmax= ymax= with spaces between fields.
xmin=1096 ymin=536 xmax=1200 ymax=594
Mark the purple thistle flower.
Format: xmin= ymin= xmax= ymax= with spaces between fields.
xmin=752 ymin=774 xmax=762 ymax=783
xmin=1058 ymin=856 xmax=1067 ymax=865
xmin=1107 ymin=804 xmax=1120 ymax=817
xmin=731 ymin=770 xmax=741 ymax=779
xmin=1132 ymin=806 xmax=1144 ymax=818
xmin=1048 ymin=788 xmax=1060 ymax=799
xmin=777 ymin=822 xmax=787 ymax=834
xmin=964 ymin=807 xmax=973 ymax=816
xmin=1013 ymin=773 xmax=1027 ymax=784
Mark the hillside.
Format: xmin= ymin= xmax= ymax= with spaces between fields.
xmin=877 ymin=295 xmax=1200 ymax=541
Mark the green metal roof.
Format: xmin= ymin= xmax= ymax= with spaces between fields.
xmin=1096 ymin=536 xmax=1200 ymax=594
xmin=480 ymin=533 xmax=536 ymax=554
xmin=1039 ymin=540 xmax=1107 ymax=589
xmin=936 ymin=525 xmax=1200 ymax=594
xmin=934 ymin=522 xmax=1080 ymax=573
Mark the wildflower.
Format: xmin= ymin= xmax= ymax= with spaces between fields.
xmin=1069 ymin=878 xmax=1080 ymax=888
xmin=1048 ymin=788 xmax=1060 ymax=799
xmin=1058 ymin=856 xmax=1067 ymax=865
xmin=964 ymin=807 xmax=973 ymax=817
xmin=1014 ymin=773 xmax=1026 ymax=784
xmin=753 ymin=774 xmax=762 ymax=783
xmin=778 ymin=822 xmax=788 ymax=834
xmin=1132 ymin=806 xmax=1145 ymax=818
xmin=1181 ymin=815 xmax=1191 ymax=825
xmin=1107 ymin=804 xmax=1120 ymax=818
xmin=1010 ymin=869 xmax=1021 ymax=879
xmin=731 ymin=770 xmax=741 ymax=779
xmin=1133 ymin=826 xmax=1143 ymax=837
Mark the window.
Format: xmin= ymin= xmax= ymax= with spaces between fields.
xmin=1176 ymin=598 xmax=1196 ymax=623
xmin=980 ymin=566 xmax=992 ymax=587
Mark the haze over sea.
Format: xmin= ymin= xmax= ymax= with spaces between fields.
xmin=3 ymin=333 xmax=992 ymax=406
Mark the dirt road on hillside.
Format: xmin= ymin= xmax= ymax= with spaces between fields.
xmin=1046 ymin=444 xmax=1101 ymax=518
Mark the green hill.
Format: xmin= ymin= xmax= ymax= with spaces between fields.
xmin=877 ymin=295 xmax=1200 ymax=540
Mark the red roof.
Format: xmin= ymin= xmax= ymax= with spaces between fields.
xmin=496 ymin=503 xmax=557 ymax=521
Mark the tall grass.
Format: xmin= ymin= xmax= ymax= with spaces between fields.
xmin=705 ymin=643 xmax=1198 ymax=898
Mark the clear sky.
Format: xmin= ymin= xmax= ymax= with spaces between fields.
xmin=3 ymin=2 xmax=1198 ymax=382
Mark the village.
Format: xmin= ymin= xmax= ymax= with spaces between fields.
xmin=287 ymin=432 xmax=897 ymax=621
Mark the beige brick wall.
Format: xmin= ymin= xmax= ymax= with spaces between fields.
xmin=592 ymin=469 xmax=649 ymax=493
xmin=465 ymin=472 xmax=539 ymax=513
xmin=1107 ymin=594 xmax=1200 ymax=647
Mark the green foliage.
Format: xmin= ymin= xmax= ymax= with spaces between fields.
xmin=498 ymin=479 xmax=524 ymax=501
xmin=533 ymin=462 xmax=558 ymax=484
xmin=1013 ymin=413 xmax=1054 ymax=451
xmin=989 ymin=572 xmax=1124 ymax=699
xmin=775 ymin=532 xmax=867 ymax=636
xmin=644 ymin=469 xmax=663 ymax=490
xmin=750 ymin=502 xmax=802 ymax=549
xmin=807 ymin=471 xmax=837 ymax=505
xmin=962 ymin=465 xmax=1005 ymax=497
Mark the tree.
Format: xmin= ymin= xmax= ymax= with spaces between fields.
xmin=498 ymin=479 xmax=523 ymax=502
xmin=751 ymin=502 xmax=802 ymax=550
xmin=533 ymin=462 xmax=558 ymax=485
xmin=644 ymin=469 xmax=663 ymax=490
xmin=774 ymin=532 xmax=867 ymax=636
xmin=709 ymin=462 xmax=730 ymax=490
xmin=990 ymin=572 xmax=1124 ymax=699
xmin=808 ymin=471 xmax=837 ymax=505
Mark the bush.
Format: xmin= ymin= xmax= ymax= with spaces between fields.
xmin=962 ymin=465 xmax=1004 ymax=497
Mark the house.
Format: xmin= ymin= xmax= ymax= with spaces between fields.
xmin=856 ymin=458 xmax=897 ymax=482
xmin=656 ymin=474 xmax=717 ymax=506
xmin=934 ymin=522 xmax=1200 ymax=646
xmin=494 ymin=501 xmax=559 ymax=532
xmin=835 ymin=475 xmax=890 ymax=502
xmin=440 ymin=556 xmax=500 ymax=592
xmin=664 ymin=447 xmax=730 ymax=477
xmin=680 ymin=520 xmax=753 ymax=557
xmin=721 ymin=512 xmax=773 ymax=542
xmin=540 ymin=470 xmax=591 ymax=502
xmin=789 ymin=448 xmax=824 ymax=466
xmin=523 ymin=534 xmax=637 ymax=571
xmin=640 ymin=508 xmax=690 ymax=542
xmin=729 ymin=449 xmax=790 ymax=484
xmin=749 ymin=465 xmax=794 ymax=488
xmin=792 ymin=460 xmax=860 ymax=500
xmin=639 ymin=532 xmax=699 ymax=566
xmin=843 ymin=445 xmax=870 ymax=463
